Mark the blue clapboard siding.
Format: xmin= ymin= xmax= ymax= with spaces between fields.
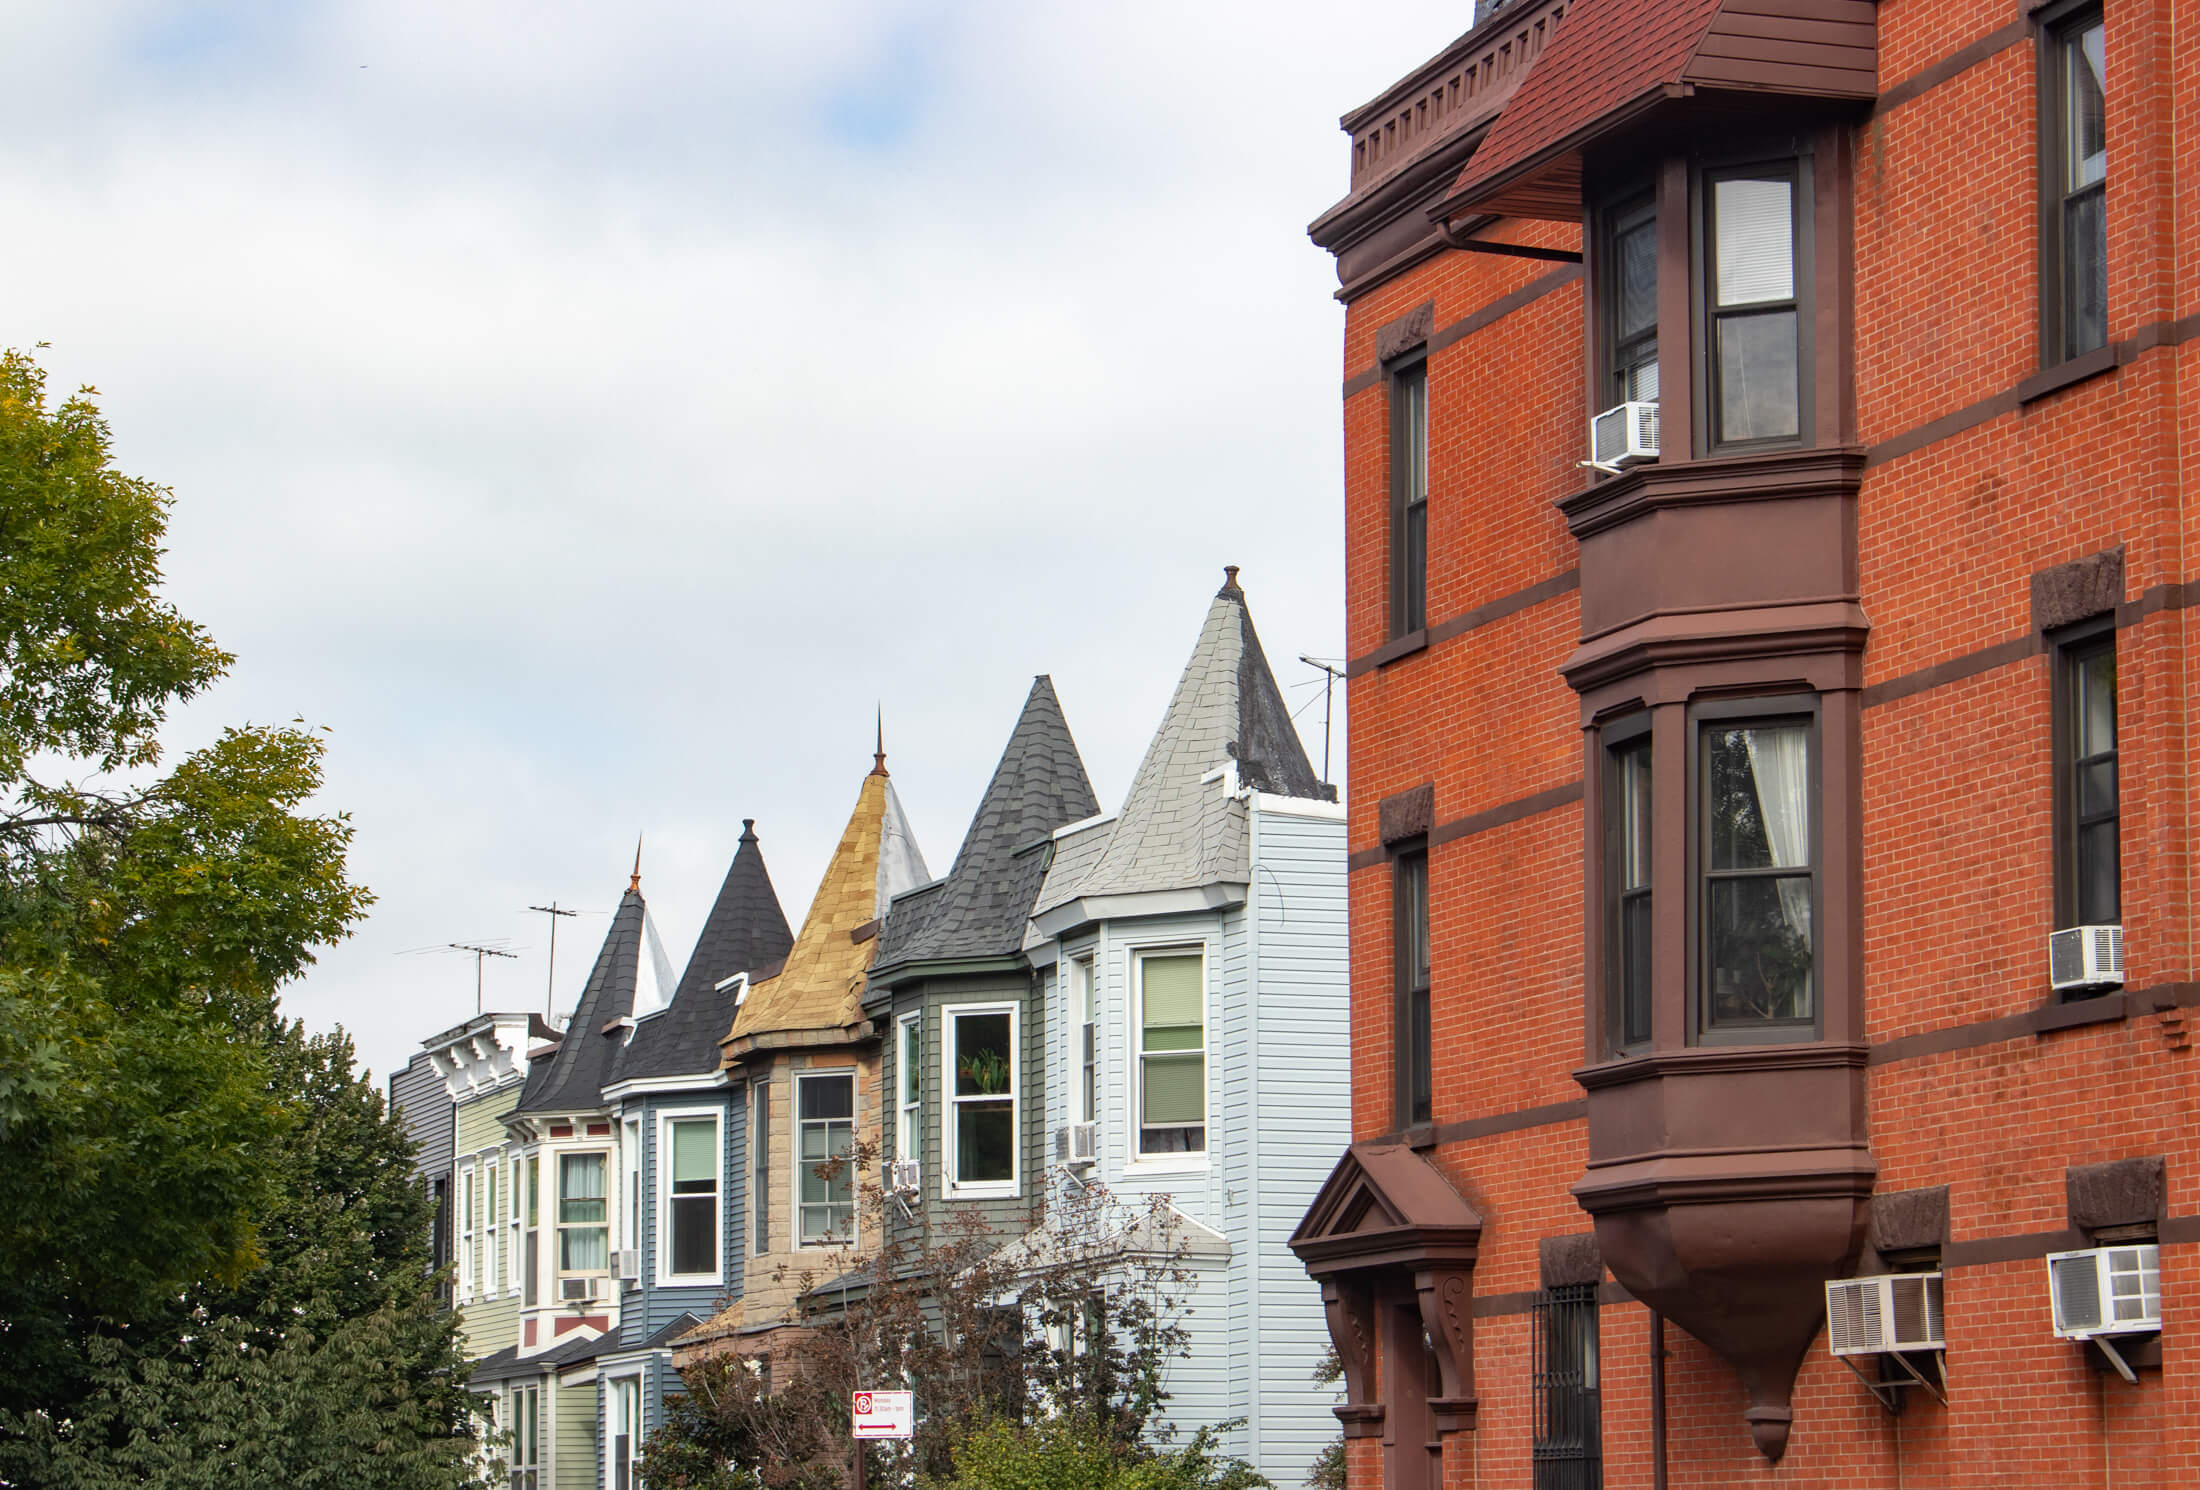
xmin=616 ymin=1086 xmax=747 ymax=1346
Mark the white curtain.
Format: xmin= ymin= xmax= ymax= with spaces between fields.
xmin=1744 ymin=727 xmax=1812 ymax=938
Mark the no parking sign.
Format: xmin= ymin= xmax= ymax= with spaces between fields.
xmin=852 ymin=1390 xmax=914 ymax=1441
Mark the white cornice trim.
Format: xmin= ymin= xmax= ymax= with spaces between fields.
xmin=1251 ymin=791 xmax=1348 ymax=821
xmin=1029 ymin=883 xmax=1246 ymax=940
xmin=599 ymin=1070 xmax=731 ymax=1103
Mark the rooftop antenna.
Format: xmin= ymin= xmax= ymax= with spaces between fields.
xmin=448 ymin=942 xmax=518 ymax=1015
xmin=526 ymin=902 xmax=581 ymax=1017
xmin=1298 ymin=655 xmax=1346 ymax=786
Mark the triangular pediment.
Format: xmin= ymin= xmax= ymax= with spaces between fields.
xmin=1292 ymin=1141 xmax=1482 ymax=1254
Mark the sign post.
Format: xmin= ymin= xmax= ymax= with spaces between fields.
xmin=852 ymin=1390 xmax=914 ymax=1490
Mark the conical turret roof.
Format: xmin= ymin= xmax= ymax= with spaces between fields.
xmin=611 ymin=820 xmax=794 ymax=1084
xmin=1036 ymin=568 xmax=1329 ymax=910
xmin=728 ymin=752 xmax=929 ymax=1048
xmin=874 ymin=676 xmax=1099 ymax=971
xmin=515 ymin=878 xmax=676 ymax=1114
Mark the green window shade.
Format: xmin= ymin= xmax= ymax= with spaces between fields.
xmin=1141 ymin=954 xmax=1203 ymax=1039
xmin=671 ymin=1119 xmax=716 ymax=1189
xmin=1142 ymin=1053 xmax=1205 ymax=1125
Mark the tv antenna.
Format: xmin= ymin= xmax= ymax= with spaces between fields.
xmin=447 ymin=942 xmax=519 ymax=1014
xmin=527 ymin=902 xmax=583 ymax=1017
xmin=1298 ymin=655 xmax=1346 ymax=786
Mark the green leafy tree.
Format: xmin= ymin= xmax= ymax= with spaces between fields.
xmin=0 ymin=347 xmax=470 ymax=1484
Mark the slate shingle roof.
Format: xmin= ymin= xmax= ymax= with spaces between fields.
xmin=873 ymin=676 xmax=1099 ymax=971
xmin=729 ymin=757 xmax=930 ymax=1046
xmin=514 ymin=882 xmax=663 ymax=1115
xmin=1033 ymin=569 xmax=1329 ymax=915
xmin=611 ymin=821 xmax=794 ymax=1084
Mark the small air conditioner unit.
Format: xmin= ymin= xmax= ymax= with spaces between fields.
xmin=1826 ymin=1273 xmax=1946 ymax=1357
xmin=614 ymin=1249 xmax=641 ymax=1284
xmin=1054 ymin=1122 xmax=1097 ymax=1168
xmin=559 ymin=1276 xmax=599 ymax=1303
xmin=2049 ymin=1245 xmax=2161 ymax=1339
xmin=884 ymin=1160 xmax=920 ymax=1196
xmin=2049 ymin=924 xmax=2124 ymax=992
xmin=1589 ymin=401 xmax=1659 ymax=471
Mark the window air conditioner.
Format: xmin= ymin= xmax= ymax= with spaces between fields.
xmin=884 ymin=1160 xmax=920 ymax=1195
xmin=2048 ymin=1245 xmax=2161 ymax=1340
xmin=2048 ymin=924 xmax=2124 ymax=992
xmin=614 ymin=1249 xmax=640 ymax=1284
xmin=1054 ymin=1122 xmax=1097 ymax=1167
xmin=1826 ymin=1273 xmax=1946 ymax=1357
xmin=559 ymin=1276 xmax=599 ymax=1303
xmin=1589 ymin=401 xmax=1659 ymax=471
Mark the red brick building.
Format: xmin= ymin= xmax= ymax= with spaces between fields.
xmin=1290 ymin=1 xmax=2199 ymax=1486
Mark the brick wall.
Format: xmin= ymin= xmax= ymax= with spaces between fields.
xmin=1330 ymin=0 xmax=2199 ymax=1484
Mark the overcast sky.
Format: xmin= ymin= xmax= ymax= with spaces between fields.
xmin=5 ymin=1 xmax=1470 ymax=1086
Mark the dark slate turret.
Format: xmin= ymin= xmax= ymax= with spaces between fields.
xmin=873 ymin=675 xmax=1100 ymax=970
xmin=514 ymin=882 xmax=656 ymax=1115
xmin=611 ymin=820 xmax=794 ymax=1083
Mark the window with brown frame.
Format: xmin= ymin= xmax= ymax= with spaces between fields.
xmin=2041 ymin=2 xmax=2107 ymax=365
xmin=2053 ymin=625 xmax=2119 ymax=933
xmin=1603 ymin=725 xmax=1652 ymax=1054
xmin=1603 ymin=198 xmax=1658 ymax=408
xmin=1394 ymin=846 xmax=1431 ymax=1128
xmin=1696 ymin=702 xmax=1820 ymax=1041
xmin=1704 ymin=163 xmax=1804 ymax=450
xmin=1389 ymin=358 xmax=1428 ymax=636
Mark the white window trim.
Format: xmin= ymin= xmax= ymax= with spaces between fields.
xmin=792 ymin=1069 xmax=858 ymax=1253
xmin=621 ymin=1119 xmax=642 ymax=1272
xmin=603 ymin=1368 xmax=646 ymax=1490
xmin=507 ymin=1151 xmax=524 ymax=1298
xmin=1127 ymin=943 xmax=1210 ymax=1174
xmin=1072 ymin=957 xmax=1097 ymax=1129
xmin=942 ymin=1000 xmax=1021 ymax=1198
xmin=458 ymin=1162 xmax=477 ymax=1302
xmin=555 ymin=1147 xmax=613 ymax=1277
xmin=895 ymin=1011 xmax=922 ymax=1168
xmin=483 ymin=1151 xmax=501 ymax=1296
xmin=655 ymin=1105 xmax=725 ymax=1287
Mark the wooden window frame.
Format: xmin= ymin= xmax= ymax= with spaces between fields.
xmin=1393 ymin=844 xmax=1431 ymax=1129
xmin=1388 ymin=355 xmax=1430 ymax=638
xmin=1129 ymin=944 xmax=1209 ymax=1169
xmin=1695 ymin=154 xmax=1813 ymax=456
xmin=1601 ymin=715 xmax=1654 ymax=1057
xmin=1689 ymin=694 xmax=1824 ymax=1045
xmin=555 ymin=1149 xmax=611 ymax=1277
xmin=1601 ymin=194 xmax=1659 ymax=409
xmin=2038 ymin=0 xmax=2108 ymax=366
xmin=895 ymin=1011 xmax=923 ymax=1166
xmin=793 ymin=1070 xmax=856 ymax=1250
xmin=752 ymin=1079 xmax=771 ymax=1255
xmin=2051 ymin=618 xmax=2120 ymax=936
xmin=658 ymin=1107 xmax=723 ymax=1285
xmin=943 ymin=1001 xmax=1021 ymax=1198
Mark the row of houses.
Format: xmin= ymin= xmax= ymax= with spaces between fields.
xmin=389 ymin=570 xmax=1352 ymax=1490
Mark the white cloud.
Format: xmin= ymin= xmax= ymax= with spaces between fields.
xmin=0 ymin=0 xmax=1473 ymax=1081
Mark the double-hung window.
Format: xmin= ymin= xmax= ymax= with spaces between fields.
xmin=795 ymin=1071 xmax=854 ymax=1247
xmin=611 ymin=1375 xmax=642 ymax=1490
xmin=483 ymin=1158 xmax=499 ymax=1296
xmin=1389 ymin=358 xmax=1429 ymax=636
xmin=1605 ymin=197 xmax=1658 ymax=406
xmin=1134 ymin=949 xmax=1206 ymax=1157
xmin=663 ymin=1114 xmax=720 ymax=1281
xmin=621 ymin=1119 xmax=641 ymax=1273
xmin=458 ymin=1165 xmax=476 ymax=1302
xmin=558 ymin=1151 xmax=609 ymax=1274
xmin=1605 ymin=724 xmax=1653 ymax=1053
xmin=1075 ymin=958 xmax=1097 ymax=1127
xmin=2043 ymin=5 xmax=2107 ymax=362
xmin=752 ymin=1080 xmax=772 ymax=1254
xmin=1394 ymin=849 xmax=1431 ymax=1129
xmin=522 ymin=1155 xmax=539 ymax=1306
xmin=506 ymin=1383 xmax=540 ymax=1490
xmin=1706 ymin=165 xmax=1804 ymax=448
xmin=947 ymin=1006 xmax=1017 ymax=1192
xmin=2055 ymin=629 xmax=2119 ymax=930
xmin=896 ymin=1012 xmax=922 ymax=1166
xmin=1698 ymin=707 xmax=1819 ymax=1038
xmin=507 ymin=1154 xmax=522 ymax=1297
